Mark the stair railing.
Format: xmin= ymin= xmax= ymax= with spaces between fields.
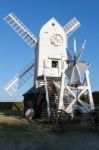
xmin=44 ymin=72 xmax=51 ymax=118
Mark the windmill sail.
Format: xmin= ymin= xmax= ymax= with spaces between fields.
xmin=70 ymin=65 xmax=80 ymax=84
xmin=66 ymin=39 xmax=88 ymax=85
xmin=76 ymin=40 xmax=86 ymax=64
xmin=64 ymin=17 xmax=80 ymax=36
xmin=4 ymin=62 xmax=34 ymax=95
xmin=77 ymin=61 xmax=89 ymax=77
xmin=67 ymin=50 xmax=72 ymax=61
xmin=4 ymin=13 xmax=38 ymax=48
xmin=74 ymin=38 xmax=77 ymax=56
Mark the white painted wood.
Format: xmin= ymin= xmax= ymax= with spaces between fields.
xmin=36 ymin=18 xmax=68 ymax=78
xmin=4 ymin=13 xmax=37 ymax=47
xmin=44 ymin=72 xmax=51 ymax=118
xmin=85 ymin=70 xmax=95 ymax=110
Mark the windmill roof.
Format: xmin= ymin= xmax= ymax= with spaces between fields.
xmin=23 ymin=87 xmax=35 ymax=96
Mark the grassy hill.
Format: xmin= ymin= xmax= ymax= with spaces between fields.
xmin=0 ymin=102 xmax=23 ymax=110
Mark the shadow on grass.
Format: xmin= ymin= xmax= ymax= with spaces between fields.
xmin=0 ymin=123 xmax=30 ymax=133
xmin=0 ymin=120 xmax=54 ymax=134
xmin=0 ymin=110 xmax=98 ymax=134
xmin=0 ymin=110 xmax=52 ymax=134
xmin=0 ymin=110 xmax=22 ymax=117
xmin=0 ymin=120 xmax=96 ymax=134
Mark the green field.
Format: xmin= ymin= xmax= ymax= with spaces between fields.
xmin=0 ymin=110 xmax=99 ymax=150
xmin=0 ymin=102 xmax=23 ymax=110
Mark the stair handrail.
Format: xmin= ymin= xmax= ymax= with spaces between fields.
xmin=43 ymin=71 xmax=51 ymax=118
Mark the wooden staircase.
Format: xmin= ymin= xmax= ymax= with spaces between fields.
xmin=33 ymin=77 xmax=69 ymax=120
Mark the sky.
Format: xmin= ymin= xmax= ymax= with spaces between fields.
xmin=0 ymin=0 xmax=99 ymax=101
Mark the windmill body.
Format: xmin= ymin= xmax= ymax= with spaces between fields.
xmin=36 ymin=18 xmax=67 ymax=78
xmin=3 ymin=13 xmax=95 ymax=121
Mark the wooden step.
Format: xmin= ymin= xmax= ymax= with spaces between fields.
xmin=33 ymin=79 xmax=69 ymax=120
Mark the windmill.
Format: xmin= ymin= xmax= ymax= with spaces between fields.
xmin=3 ymin=13 xmax=94 ymax=121
xmin=54 ymin=38 xmax=95 ymax=117
xmin=4 ymin=13 xmax=80 ymax=94
xmin=66 ymin=39 xmax=87 ymax=86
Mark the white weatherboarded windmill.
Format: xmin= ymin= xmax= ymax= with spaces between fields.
xmin=4 ymin=13 xmax=95 ymax=121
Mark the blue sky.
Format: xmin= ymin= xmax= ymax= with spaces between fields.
xmin=0 ymin=0 xmax=99 ymax=101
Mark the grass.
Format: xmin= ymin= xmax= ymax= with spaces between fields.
xmin=0 ymin=110 xmax=99 ymax=150
xmin=0 ymin=110 xmax=52 ymax=133
xmin=0 ymin=110 xmax=98 ymax=133
xmin=0 ymin=102 xmax=23 ymax=110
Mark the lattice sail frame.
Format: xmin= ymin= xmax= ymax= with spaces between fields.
xmin=4 ymin=62 xmax=34 ymax=95
xmin=4 ymin=13 xmax=38 ymax=48
xmin=64 ymin=17 xmax=80 ymax=36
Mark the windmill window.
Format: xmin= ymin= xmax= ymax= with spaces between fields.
xmin=52 ymin=61 xmax=58 ymax=68
xmin=52 ymin=22 xmax=55 ymax=26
